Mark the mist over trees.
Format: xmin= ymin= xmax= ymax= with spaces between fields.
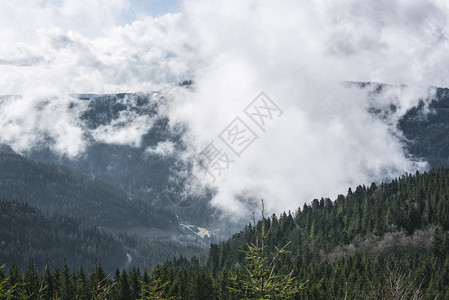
xmin=2 ymin=85 xmax=449 ymax=298
xmin=2 ymin=169 xmax=449 ymax=298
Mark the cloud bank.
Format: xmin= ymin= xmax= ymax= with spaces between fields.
xmin=1 ymin=0 xmax=449 ymax=218
xmin=169 ymin=0 xmax=446 ymax=217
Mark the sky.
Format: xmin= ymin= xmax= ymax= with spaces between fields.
xmin=120 ymin=0 xmax=181 ymax=25
xmin=1 ymin=0 xmax=449 ymax=218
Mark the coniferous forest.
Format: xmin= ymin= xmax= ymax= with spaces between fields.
xmin=2 ymin=169 xmax=449 ymax=299
xmin=4 ymin=0 xmax=449 ymax=298
xmin=2 ymin=86 xmax=449 ymax=298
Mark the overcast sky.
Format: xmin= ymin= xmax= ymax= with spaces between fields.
xmin=1 ymin=0 xmax=449 ymax=217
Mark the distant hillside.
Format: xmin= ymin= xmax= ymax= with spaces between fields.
xmin=0 ymin=151 xmax=175 ymax=229
xmin=102 ymin=169 xmax=449 ymax=299
xmin=32 ymin=168 xmax=446 ymax=299
xmin=349 ymin=82 xmax=449 ymax=169
xmin=18 ymin=92 xmax=215 ymax=226
xmin=200 ymin=168 xmax=449 ymax=298
xmin=5 ymin=85 xmax=449 ymax=230
xmin=399 ymin=87 xmax=449 ymax=168
xmin=0 ymin=199 xmax=126 ymax=272
xmin=0 ymin=199 xmax=206 ymax=273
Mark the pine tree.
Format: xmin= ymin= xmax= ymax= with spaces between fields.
xmin=186 ymin=268 xmax=215 ymax=300
xmin=0 ymin=264 xmax=19 ymax=300
xmin=139 ymin=268 xmax=174 ymax=300
xmin=59 ymin=263 xmax=73 ymax=300
xmin=228 ymin=200 xmax=307 ymax=299
xmin=74 ymin=268 xmax=89 ymax=300
xmin=118 ymin=270 xmax=131 ymax=300
xmin=129 ymin=267 xmax=141 ymax=300
xmin=7 ymin=263 xmax=24 ymax=299
xmin=40 ymin=265 xmax=53 ymax=300
xmin=90 ymin=264 xmax=114 ymax=300
xmin=23 ymin=261 xmax=40 ymax=299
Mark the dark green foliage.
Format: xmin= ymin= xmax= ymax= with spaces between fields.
xmin=399 ymin=87 xmax=449 ymax=169
xmin=0 ymin=151 xmax=175 ymax=229
xmin=119 ymin=270 xmax=131 ymax=300
xmin=0 ymin=265 xmax=19 ymax=300
xmin=0 ymin=199 xmax=205 ymax=274
xmin=22 ymin=262 xmax=39 ymax=299
xmin=3 ymin=168 xmax=449 ymax=298
xmin=349 ymin=83 xmax=449 ymax=171
xmin=207 ymin=169 xmax=449 ymax=299
xmin=129 ymin=267 xmax=141 ymax=300
xmin=228 ymin=202 xmax=306 ymax=299
xmin=0 ymin=199 xmax=126 ymax=273
xmin=139 ymin=268 xmax=174 ymax=300
xmin=18 ymin=92 xmax=216 ymax=226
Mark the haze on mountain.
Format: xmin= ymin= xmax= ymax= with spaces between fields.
xmin=2 ymin=0 xmax=449 ymax=220
xmin=2 ymin=2 xmax=449 ymax=297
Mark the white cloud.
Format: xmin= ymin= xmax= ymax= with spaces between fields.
xmin=1 ymin=0 xmax=449 ymax=218
xmin=90 ymin=111 xmax=154 ymax=147
xmin=168 ymin=0 xmax=447 ymax=218
xmin=0 ymin=1 xmax=197 ymax=95
xmin=0 ymin=94 xmax=87 ymax=157
xmin=145 ymin=141 xmax=175 ymax=157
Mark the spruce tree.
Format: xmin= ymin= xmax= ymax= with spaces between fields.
xmin=228 ymin=200 xmax=307 ymax=299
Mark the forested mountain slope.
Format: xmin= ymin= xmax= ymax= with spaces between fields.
xmin=0 ymin=151 xmax=175 ymax=229
xmin=0 ymin=199 xmax=205 ymax=274
xmin=2 ymin=170 xmax=449 ymax=299
xmin=3 ymin=84 xmax=449 ymax=231
xmin=0 ymin=199 xmax=126 ymax=272
xmin=201 ymin=168 xmax=449 ymax=298
xmin=399 ymin=87 xmax=449 ymax=168
xmin=350 ymin=82 xmax=449 ymax=169
xmin=3 ymin=85 xmax=449 ymax=298
xmin=19 ymin=92 xmax=215 ymax=226
xmin=132 ymin=168 xmax=449 ymax=299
